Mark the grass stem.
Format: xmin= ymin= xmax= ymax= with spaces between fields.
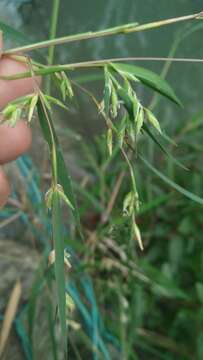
xmin=2 ymin=56 xmax=203 ymax=81
xmin=3 ymin=11 xmax=203 ymax=56
xmin=46 ymin=0 xmax=61 ymax=94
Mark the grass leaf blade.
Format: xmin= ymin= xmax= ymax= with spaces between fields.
xmin=142 ymin=123 xmax=187 ymax=170
xmin=140 ymin=155 xmax=203 ymax=205
xmin=37 ymin=99 xmax=83 ymax=237
xmin=112 ymin=63 xmax=182 ymax=106
xmin=52 ymin=191 xmax=67 ymax=351
xmin=0 ymin=21 xmax=29 ymax=44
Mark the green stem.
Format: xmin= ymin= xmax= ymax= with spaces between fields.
xmin=3 ymin=11 xmax=203 ymax=56
xmin=2 ymin=56 xmax=203 ymax=81
xmin=48 ymin=0 xmax=60 ymax=66
xmin=46 ymin=0 xmax=60 ymax=94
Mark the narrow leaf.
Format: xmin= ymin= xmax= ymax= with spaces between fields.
xmin=110 ymin=63 xmax=140 ymax=83
xmin=37 ymin=99 xmax=83 ymax=237
xmin=140 ymin=155 xmax=203 ymax=205
xmin=142 ymin=123 xmax=187 ymax=170
xmin=52 ymin=191 xmax=67 ymax=349
xmin=0 ymin=21 xmax=29 ymax=44
xmin=112 ymin=63 xmax=182 ymax=106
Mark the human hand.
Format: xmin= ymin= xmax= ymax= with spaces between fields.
xmin=0 ymin=32 xmax=40 ymax=207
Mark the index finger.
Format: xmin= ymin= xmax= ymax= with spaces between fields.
xmin=0 ymin=33 xmax=41 ymax=109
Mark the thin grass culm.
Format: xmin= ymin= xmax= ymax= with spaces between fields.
xmin=1 ymin=6 xmax=203 ymax=359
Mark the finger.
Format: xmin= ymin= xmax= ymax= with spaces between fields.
xmin=0 ymin=57 xmax=41 ymax=109
xmin=0 ymin=33 xmax=41 ymax=109
xmin=0 ymin=168 xmax=11 ymax=208
xmin=0 ymin=120 xmax=32 ymax=164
